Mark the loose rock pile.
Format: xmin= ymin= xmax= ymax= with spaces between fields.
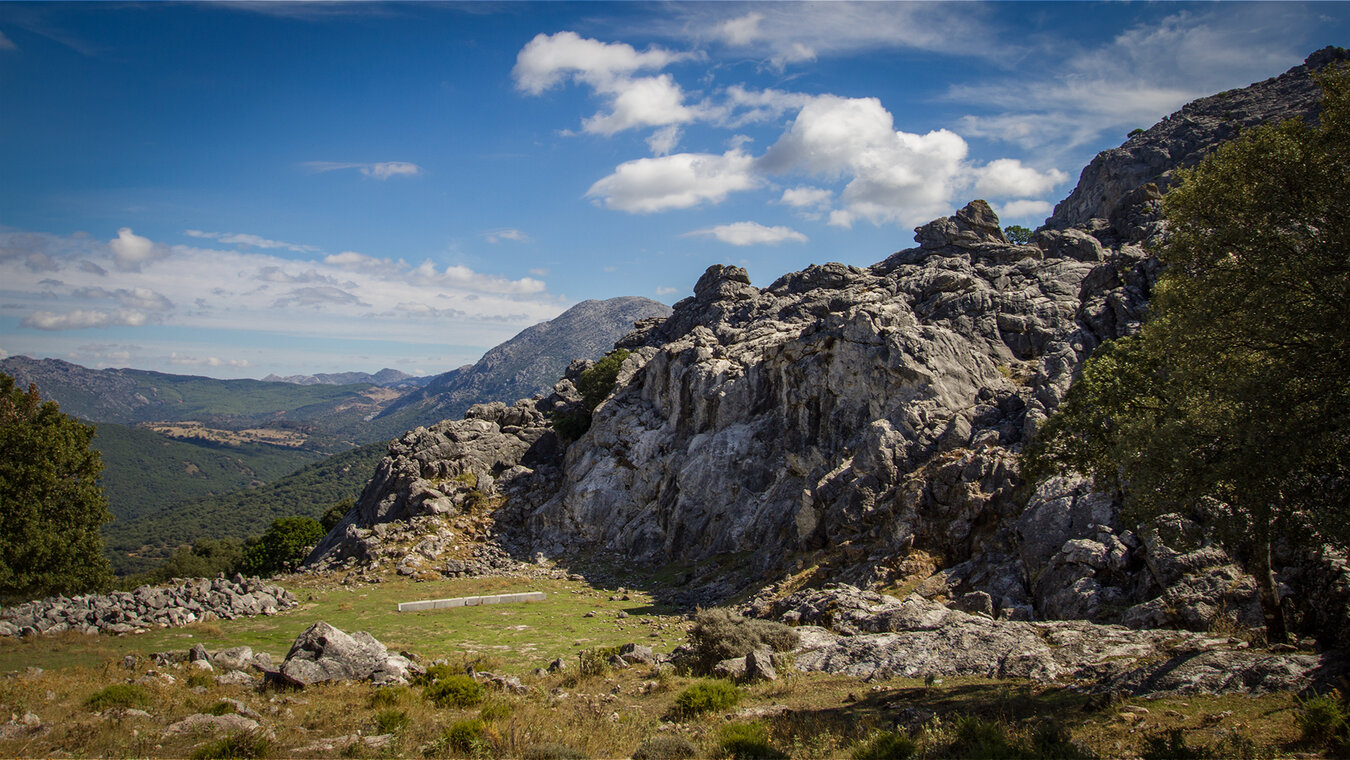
xmin=0 ymin=575 xmax=297 ymax=637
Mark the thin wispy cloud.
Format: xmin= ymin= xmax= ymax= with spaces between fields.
xmin=484 ymin=228 xmax=530 ymax=244
xmin=301 ymin=161 xmax=423 ymax=179
xmin=186 ymin=230 xmax=320 ymax=253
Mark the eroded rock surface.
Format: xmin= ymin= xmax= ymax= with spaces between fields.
xmin=277 ymin=621 xmax=419 ymax=686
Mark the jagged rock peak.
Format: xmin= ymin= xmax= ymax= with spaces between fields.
xmin=915 ymin=199 xmax=1008 ymax=250
xmin=1048 ymin=46 xmax=1348 ymax=234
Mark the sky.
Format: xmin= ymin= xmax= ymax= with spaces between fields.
xmin=1 ymin=2 xmax=1347 ymax=379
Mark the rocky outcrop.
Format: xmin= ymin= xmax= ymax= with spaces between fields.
xmin=773 ymin=585 xmax=1342 ymax=697
xmin=303 ymin=51 xmax=1347 ymax=648
xmin=0 ymin=576 xmax=297 ymax=637
xmin=1048 ymin=46 xmax=1348 ymax=237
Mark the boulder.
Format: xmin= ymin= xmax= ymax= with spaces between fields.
xmin=278 ymin=622 xmax=418 ymax=685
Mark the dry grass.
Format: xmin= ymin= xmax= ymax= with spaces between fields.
xmin=0 ymin=569 xmax=1318 ymax=759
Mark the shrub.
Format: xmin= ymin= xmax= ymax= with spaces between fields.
xmin=672 ymin=679 xmax=741 ymax=718
xmin=414 ymin=663 xmax=459 ymax=686
xmin=84 ymin=683 xmax=151 ymax=711
xmin=373 ymin=708 xmax=410 ymax=734
xmin=941 ymin=716 xmax=1033 ymax=760
xmin=551 ymin=349 xmax=632 ymax=440
xmin=1296 ymin=691 xmax=1349 ymax=747
xmin=717 ymin=722 xmax=787 ymax=759
xmin=686 ymin=608 xmax=799 ymax=674
xmin=1129 ymin=128 xmax=1145 ymax=137
xmin=632 ymin=735 xmax=698 ymax=760
xmin=850 ymin=730 xmax=917 ymax=760
xmin=186 ymin=671 xmax=214 ymax=689
xmin=240 ymin=516 xmax=324 ymax=577
xmin=578 ymin=645 xmax=622 ymax=677
xmin=320 ymin=498 xmax=353 ymax=531
xmin=424 ymin=673 xmax=485 ymax=708
xmin=191 ymin=730 xmax=272 ymax=760
xmin=1003 ymin=224 xmax=1034 ymax=245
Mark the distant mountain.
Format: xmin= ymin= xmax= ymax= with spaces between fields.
xmin=370 ymin=297 xmax=672 ymax=436
xmin=262 ymin=368 xmax=433 ymax=389
xmin=0 ymin=355 xmax=396 ymax=451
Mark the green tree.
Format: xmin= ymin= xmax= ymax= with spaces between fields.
xmin=0 ymin=374 xmax=114 ymax=602
xmin=1004 ymin=224 xmax=1034 ymax=245
xmin=551 ymin=348 xmax=632 ymax=439
xmin=240 ymin=516 xmax=324 ymax=577
xmin=1024 ymin=67 xmax=1350 ymax=643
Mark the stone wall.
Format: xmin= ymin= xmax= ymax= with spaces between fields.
xmin=0 ymin=575 xmax=297 ymax=637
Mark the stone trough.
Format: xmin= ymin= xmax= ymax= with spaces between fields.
xmin=396 ymin=591 xmax=545 ymax=612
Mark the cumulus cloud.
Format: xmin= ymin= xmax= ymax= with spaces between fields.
xmin=685 ymin=222 xmax=807 ymax=246
xmin=587 ymin=149 xmax=760 ymax=213
xmin=972 ymin=159 xmax=1069 ymax=199
xmin=186 ymin=229 xmax=319 ymax=252
xmin=301 ymin=161 xmax=423 ymax=179
xmin=21 ymin=309 xmax=150 ymax=330
xmin=761 ymin=95 xmax=970 ymax=227
xmin=513 ymin=31 xmax=688 ymax=95
xmin=109 ymin=227 xmax=167 ymax=271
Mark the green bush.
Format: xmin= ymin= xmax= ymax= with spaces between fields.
xmin=850 ymin=730 xmax=917 ymax=760
xmin=672 ymin=679 xmax=741 ymax=718
xmin=414 ymin=663 xmax=458 ymax=686
xmin=84 ymin=683 xmax=152 ymax=711
xmin=717 ymin=722 xmax=787 ymax=759
xmin=191 ymin=730 xmax=272 ymax=759
xmin=320 ymin=498 xmax=353 ymax=531
xmin=369 ymin=685 xmax=409 ymax=708
xmin=424 ymin=673 xmax=485 ymax=708
xmin=631 ymin=735 xmax=698 ymax=760
xmin=478 ymin=699 xmax=513 ymax=722
xmin=551 ymin=349 xmax=631 ymax=440
xmin=240 ymin=516 xmax=324 ymax=577
xmin=686 ymin=608 xmax=799 ymax=674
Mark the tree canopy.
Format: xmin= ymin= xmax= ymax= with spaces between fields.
xmin=240 ymin=516 xmax=325 ymax=577
xmin=0 ymin=374 xmax=114 ymax=602
xmin=1023 ymin=67 xmax=1350 ymax=642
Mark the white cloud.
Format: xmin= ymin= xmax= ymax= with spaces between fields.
xmin=186 ymin=229 xmax=320 ymax=252
xmin=168 ymin=353 xmax=251 ymax=369
xmin=972 ymin=159 xmax=1069 ymax=199
xmin=587 ymin=149 xmax=760 ymax=213
xmin=21 ymin=309 xmax=150 ymax=330
xmin=685 ymin=222 xmax=807 ymax=246
xmin=272 ymin=286 xmax=368 ymax=309
xmin=323 ymin=251 xmax=384 ymax=270
xmin=779 ymin=186 xmax=832 ymax=209
xmin=995 ymin=200 xmax=1055 ymax=220
xmin=715 ymin=12 xmax=764 ymax=46
xmin=760 ymin=95 xmax=971 ymax=227
xmin=512 ymin=31 xmax=688 ymax=95
xmin=0 ymin=30 xmax=17 ymax=52
xmin=109 ymin=227 xmax=166 ymax=271
xmin=301 ymin=161 xmax=423 ymax=179
xmin=581 ymin=73 xmax=700 ymax=135
xmin=655 ymin=286 xmax=681 ymax=296
xmin=484 ymin=228 xmax=530 ymax=244
xmin=647 ymin=125 xmax=683 ymax=156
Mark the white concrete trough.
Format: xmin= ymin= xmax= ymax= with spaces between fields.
xmin=397 ymin=591 xmax=546 ymax=613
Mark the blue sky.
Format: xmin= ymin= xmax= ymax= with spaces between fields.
xmin=2 ymin=2 xmax=1346 ymax=379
